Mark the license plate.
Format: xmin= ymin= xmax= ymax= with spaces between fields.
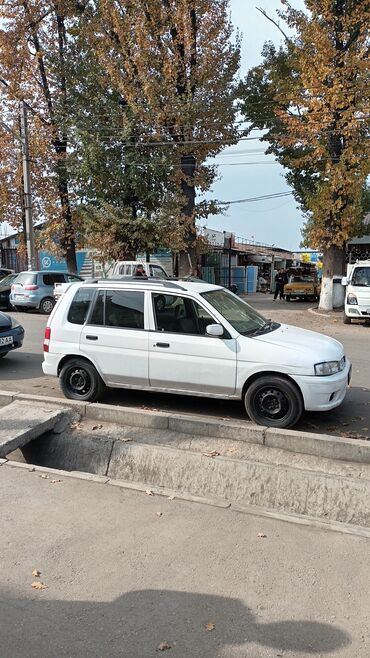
xmin=14 ymin=294 xmax=24 ymax=299
xmin=0 ymin=336 xmax=13 ymax=346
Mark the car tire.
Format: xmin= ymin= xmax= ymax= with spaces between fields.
xmin=343 ymin=314 xmax=352 ymax=325
xmin=60 ymin=358 xmax=106 ymax=402
xmin=0 ymin=352 xmax=8 ymax=359
xmin=39 ymin=297 xmax=55 ymax=314
xmin=244 ymin=375 xmax=303 ymax=428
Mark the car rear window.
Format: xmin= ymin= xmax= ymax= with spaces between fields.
xmin=14 ymin=273 xmax=37 ymax=286
xmin=68 ymin=287 xmax=94 ymax=325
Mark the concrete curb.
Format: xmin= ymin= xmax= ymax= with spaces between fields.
xmin=1 ymin=459 xmax=368 ymax=538
xmin=0 ymin=389 xmax=369 ymax=464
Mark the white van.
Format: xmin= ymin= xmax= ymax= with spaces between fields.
xmin=110 ymin=261 xmax=168 ymax=279
xmin=42 ymin=279 xmax=351 ymax=429
xmin=342 ymin=259 xmax=370 ymax=324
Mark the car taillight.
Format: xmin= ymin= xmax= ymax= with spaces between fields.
xmin=43 ymin=326 xmax=51 ymax=352
xmin=24 ymin=285 xmax=39 ymax=291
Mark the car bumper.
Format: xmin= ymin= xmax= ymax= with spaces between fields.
xmin=10 ymin=294 xmax=39 ymax=308
xmin=292 ymin=361 xmax=351 ymax=411
xmin=0 ymin=327 xmax=25 ymax=354
xmin=345 ymin=305 xmax=370 ymax=318
xmin=42 ymin=353 xmax=60 ymax=376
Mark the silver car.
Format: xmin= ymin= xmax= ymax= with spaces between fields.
xmin=10 ymin=270 xmax=83 ymax=314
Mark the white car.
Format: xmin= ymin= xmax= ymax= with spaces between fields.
xmin=342 ymin=259 xmax=370 ymax=324
xmin=42 ymin=279 xmax=352 ymax=428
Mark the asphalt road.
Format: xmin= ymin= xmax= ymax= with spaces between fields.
xmin=1 ymin=463 xmax=369 ymax=658
xmin=0 ymin=295 xmax=369 ymax=438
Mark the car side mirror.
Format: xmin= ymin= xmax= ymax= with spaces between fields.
xmin=206 ymin=323 xmax=224 ymax=337
xmin=341 ymin=276 xmax=349 ymax=286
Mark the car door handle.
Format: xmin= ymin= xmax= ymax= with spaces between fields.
xmin=86 ymin=335 xmax=98 ymax=341
xmin=155 ymin=342 xmax=170 ymax=348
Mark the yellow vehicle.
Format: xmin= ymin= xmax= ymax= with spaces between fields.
xmin=284 ymin=274 xmax=321 ymax=302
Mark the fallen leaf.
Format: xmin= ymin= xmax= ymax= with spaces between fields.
xmin=40 ymin=474 xmax=49 ymax=479
xmin=202 ymin=450 xmax=220 ymax=458
xmin=226 ymin=447 xmax=237 ymax=453
xmin=257 ymin=532 xmax=267 ymax=538
xmin=204 ymin=622 xmax=215 ymax=632
xmin=31 ymin=581 xmax=47 ymax=590
xmin=145 ymin=489 xmax=154 ymax=496
xmin=157 ymin=641 xmax=171 ymax=651
xmin=156 ymin=512 xmax=163 ymax=517
xmin=32 ymin=569 xmax=41 ymax=577
xmin=92 ymin=424 xmax=103 ymax=430
xmin=121 ymin=438 xmax=133 ymax=443
xmin=50 ymin=479 xmax=62 ymax=484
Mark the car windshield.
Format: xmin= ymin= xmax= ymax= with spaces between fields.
xmin=351 ymin=267 xmax=370 ymax=287
xmin=0 ymin=274 xmax=16 ymax=286
xmin=201 ymin=289 xmax=268 ymax=335
xmin=289 ymin=276 xmax=314 ymax=283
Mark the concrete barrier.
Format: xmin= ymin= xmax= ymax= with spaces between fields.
xmin=265 ymin=428 xmax=370 ymax=464
xmin=0 ymin=390 xmax=369 ymax=465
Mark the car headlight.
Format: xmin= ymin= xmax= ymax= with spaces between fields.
xmin=347 ymin=293 xmax=358 ymax=305
xmin=314 ymin=359 xmax=345 ymax=376
xmin=11 ymin=318 xmax=19 ymax=329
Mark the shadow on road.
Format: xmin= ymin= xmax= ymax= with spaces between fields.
xmin=0 ymin=352 xmax=43 ymax=381
xmin=0 ymin=588 xmax=351 ymax=657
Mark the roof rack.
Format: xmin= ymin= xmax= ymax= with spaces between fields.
xmin=82 ymin=276 xmax=187 ymax=291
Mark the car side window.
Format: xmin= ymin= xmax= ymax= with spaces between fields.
xmin=68 ymin=288 xmax=94 ymax=325
xmin=150 ymin=265 xmax=167 ymax=279
xmin=43 ymin=273 xmax=65 ymax=285
xmin=152 ymin=294 xmax=214 ymax=335
xmin=89 ymin=290 xmax=145 ymax=329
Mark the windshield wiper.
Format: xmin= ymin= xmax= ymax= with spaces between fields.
xmin=246 ymin=319 xmax=279 ymax=337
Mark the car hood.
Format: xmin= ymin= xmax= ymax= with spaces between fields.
xmin=239 ymin=323 xmax=344 ymax=372
xmin=0 ymin=311 xmax=12 ymax=329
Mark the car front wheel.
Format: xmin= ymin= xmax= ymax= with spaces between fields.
xmin=343 ymin=314 xmax=351 ymax=324
xmin=60 ymin=359 xmax=106 ymax=402
xmin=244 ymin=375 xmax=303 ymax=428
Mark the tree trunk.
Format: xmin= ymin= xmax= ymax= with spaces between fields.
xmin=178 ymin=153 xmax=197 ymax=277
xmin=318 ymin=244 xmax=345 ymax=311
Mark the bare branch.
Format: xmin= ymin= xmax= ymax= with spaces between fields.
xmin=256 ymin=7 xmax=292 ymax=44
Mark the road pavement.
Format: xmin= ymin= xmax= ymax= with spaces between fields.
xmin=1 ymin=462 xmax=369 ymax=658
xmin=0 ymin=295 xmax=369 ymax=437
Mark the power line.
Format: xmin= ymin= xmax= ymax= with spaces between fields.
xmin=218 ymin=192 xmax=293 ymax=205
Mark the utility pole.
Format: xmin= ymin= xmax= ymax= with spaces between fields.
xmin=20 ymin=102 xmax=36 ymax=271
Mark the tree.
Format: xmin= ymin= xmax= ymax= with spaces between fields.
xmin=83 ymin=0 xmax=241 ymax=275
xmin=0 ymin=1 xmax=82 ymax=271
xmin=241 ymin=1 xmax=370 ymax=309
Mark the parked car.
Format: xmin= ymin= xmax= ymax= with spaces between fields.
xmin=42 ymin=279 xmax=351 ymax=429
xmin=284 ymin=275 xmax=321 ymax=301
xmin=10 ymin=270 xmax=84 ymax=314
xmin=0 ymin=268 xmax=14 ymax=280
xmin=0 ymin=273 xmax=19 ymax=310
xmin=342 ymin=259 xmax=370 ymax=324
xmin=110 ymin=261 xmax=169 ymax=279
xmin=0 ymin=310 xmax=25 ymax=358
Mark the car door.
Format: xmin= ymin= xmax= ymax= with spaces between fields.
xmin=79 ymin=288 xmax=149 ymax=386
xmin=149 ymin=293 xmax=237 ymax=394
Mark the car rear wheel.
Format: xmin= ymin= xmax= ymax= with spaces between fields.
xmin=343 ymin=314 xmax=352 ymax=324
xmin=244 ymin=375 xmax=303 ymax=428
xmin=0 ymin=352 xmax=8 ymax=359
xmin=39 ymin=297 xmax=55 ymax=314
xmin=60 ymin=358 xmax=106 ymax=402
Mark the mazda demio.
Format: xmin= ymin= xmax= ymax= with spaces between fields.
xmin=42 ymin=279 xmax=351 ymax=428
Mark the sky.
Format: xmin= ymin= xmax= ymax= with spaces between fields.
xmin=205 ymin=0 xmax=306 ymax=251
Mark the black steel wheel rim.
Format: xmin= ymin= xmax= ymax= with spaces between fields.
xmin=67 ymin=367 xmax=92 ymax=396
xmin=253 ymin=386 xmax=290 ymax=421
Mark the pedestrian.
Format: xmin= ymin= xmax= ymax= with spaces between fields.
xmin=274 ymin=269 xmax=286 ymax=300
xmin=134 ymin=264 xmax=146 ymax=277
